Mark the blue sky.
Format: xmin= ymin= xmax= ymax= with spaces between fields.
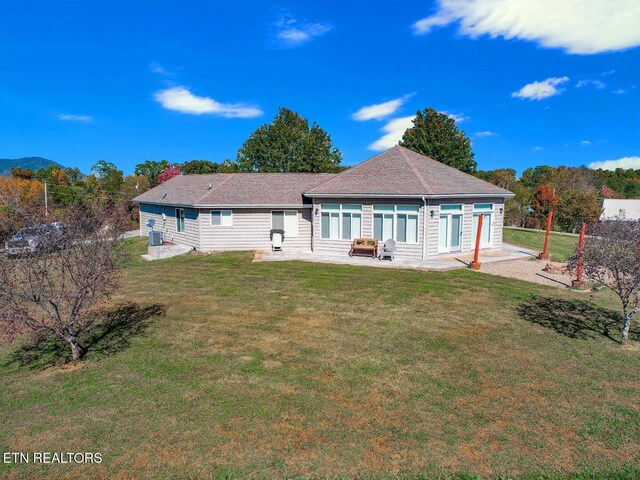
xmin=0 ymin=0 xmax=638 ymax=175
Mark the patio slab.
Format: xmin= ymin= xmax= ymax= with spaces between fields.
xmin=253 ymin=243 xmax=534 ymax=271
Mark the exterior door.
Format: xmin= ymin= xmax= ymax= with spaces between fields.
xmin=472 ymin=213 xmax=493 ymax=248
xmin=450 ymin=214 xmax=462 ymax=252
xmin=438 ymin=213 xmax=463 ymax=252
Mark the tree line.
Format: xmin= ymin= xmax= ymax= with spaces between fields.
xmin=2 ymin=105 xmax=639 ymax=240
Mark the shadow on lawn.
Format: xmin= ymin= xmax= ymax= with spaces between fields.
xmin=5 ymin=302 xmax=166 ymax=369
xmin=518 ymin=296 xmax=639 ymax=342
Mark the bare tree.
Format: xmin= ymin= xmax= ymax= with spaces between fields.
xmin=0 ymin=205 xmax=129 ymax=360
xmin=569 ymin=220 xmax=640 ymax=344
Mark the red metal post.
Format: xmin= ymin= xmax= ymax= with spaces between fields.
xmin=470 ymin=214 xmax=483 ymax=270
xmin=538 ymin=211 xmax=553 ymax=260
xmin=572 ymin=223 xmax=586 ymax=289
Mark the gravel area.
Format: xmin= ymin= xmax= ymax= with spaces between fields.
xmin=477 ymin=257 xmax=574 ymax=288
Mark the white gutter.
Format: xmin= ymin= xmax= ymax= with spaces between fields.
xmin=311 ymin=198 xmax=316 ymax=252
xmin=303 ymin=193 xmax=513 ymax=199
xmin=422 ymin=196 xmax=427 ymax=260
xmin=134 ymin=201 xmax=313 ymax=209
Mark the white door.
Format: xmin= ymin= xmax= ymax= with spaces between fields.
xmin=472 ymin=213 xmax=493 ymax=248
xmin=439 ymin=214 xmax=463 ymax=252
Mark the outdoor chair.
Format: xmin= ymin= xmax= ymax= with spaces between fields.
xmin=379 ymin=239 xmax=396 ymax=261
xmin=270 ymin=229 xmax=285 ymax=251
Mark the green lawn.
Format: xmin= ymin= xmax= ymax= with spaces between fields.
xmin=0 ymin=238 xmax=638 ymax=479
xmin=503 ymin=227 xmax=579 ymax=261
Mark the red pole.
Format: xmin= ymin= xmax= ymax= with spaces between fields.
xmin=539 ymin=211 xmax=553 ymax=260
xmin=470 ymin=214 xmax=483 ymax=270
xmin=572 ymin=223 xmax=586 ymax=289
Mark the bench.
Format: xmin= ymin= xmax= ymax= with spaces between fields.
xmin=349 ymin=238 xmax=378 ymax=258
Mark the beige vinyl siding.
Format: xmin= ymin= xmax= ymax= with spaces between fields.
xmin=139 ymin=203 xmax=200 ymax=249
xmin=199 ymin=208 xmax=311 ymax=252
xmin=313 ymin=198 xmax=424 ymax=260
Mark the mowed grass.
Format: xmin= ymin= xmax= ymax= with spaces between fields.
xmin=503 ymin=227 xmax=578 ymax=261
xmin=0 ymin=238 xmax=639 ymax=479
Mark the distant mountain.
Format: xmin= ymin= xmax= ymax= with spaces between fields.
xmin=0 ymin=157 xmax=66 ymax=177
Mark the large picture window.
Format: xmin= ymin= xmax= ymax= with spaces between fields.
xmin=272 ymin=210 xmax=298 ymax=237
xmin=320 ymin=204 xmax=362 ymax=240
xmin=176 ymin=208 xmax=185 ymax=233
xmin=210 ymin=210 xmax=233 ymax=226
xmin=373 ymin=205 xmax=419 ymax=243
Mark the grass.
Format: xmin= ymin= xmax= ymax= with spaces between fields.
xmin=503 ymin=227 xmax=578 ymax=261
xmin=0 ymin=238 xmax=638 ymax=478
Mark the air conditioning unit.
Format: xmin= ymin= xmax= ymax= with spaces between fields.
xmin=149 ymin=231 xmax=163 ymax=246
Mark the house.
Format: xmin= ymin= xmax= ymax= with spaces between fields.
xmin=132 ymin=146 xmax=513 ymax=260
xmin=600 ymin=198 xmax=640 ymax=221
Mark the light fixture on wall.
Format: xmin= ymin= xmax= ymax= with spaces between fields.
xmin=430 ymin=210 xmax=435 ymax=218
xmin=500 ymin=207 xmax=503 ymax=214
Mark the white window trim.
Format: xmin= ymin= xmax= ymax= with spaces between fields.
xmin=175 ymin=208 xmax=186 ymax=234
xmin=437 ymin=204 xmax=464 ymax=253
xmin=319 ymin=204 xmax=363 ymax=241
xmin=472 ymin=203 xmax=495 ymax=248
xmin=371 ymin=204 xmax=420 ymax=244
xmin=271 ymin=210 xmax=299 ymax=238
xmin=210 ymin=209 xmax=233 ymax=227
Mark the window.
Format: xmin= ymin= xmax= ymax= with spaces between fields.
xmin=373 ymin=204 xmax=419 ymax=243
xmin=176 ymin=208 xmax=185 ymax=233
xmin=320 ymin=204 xmax=362 ymax=240
xmin=272 ymin=210 xmax=298 ymax=237
xmin=211 ymin=210 xmax=233 ymax=226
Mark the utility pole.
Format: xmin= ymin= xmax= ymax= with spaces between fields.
xmin=44 ymin=181 xmax=49 ymax=217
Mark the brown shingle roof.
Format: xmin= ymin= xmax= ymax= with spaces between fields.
xmin=305 ymin=146 xmax=512 ymax=197
xmin=132 ymin=146 xmax=512 ymax=207
xmin=132 ymin=173 xmax=335 ymax=207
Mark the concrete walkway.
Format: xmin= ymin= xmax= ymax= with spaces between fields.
xmin=254 ymin=243 xmax=534 ymax=271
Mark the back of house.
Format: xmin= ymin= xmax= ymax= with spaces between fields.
xmin=132 ymin=146 xmax=513 ymax=260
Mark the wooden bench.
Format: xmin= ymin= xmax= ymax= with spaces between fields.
xmin=349 ymin=238 xmax=378 ymax=258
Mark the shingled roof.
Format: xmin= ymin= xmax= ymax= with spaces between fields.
xmin=132 ymin=173 xmax=335 ymax=207
xmin=304 ymin=146 xmax=512 ymax=197
xmin=133 ymin=146 xmax=512 ymax=207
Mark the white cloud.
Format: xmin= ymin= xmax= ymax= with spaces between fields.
xmin=601 ymin=70 xmax=617 ymax=76
xmin=475 ymin=130 xmax=498 ymax=138
xmin=589 ymin=156 xmax=640 ymax=170
xmin=412 ymin=0 xmax=640 ymax=54
xmin=58 ymin=114 xmax=93 ymax=123
xmin=576 ymin=79 xmax=605 ymax=89
xmin=580 ymin=140 xmax=591 ymax=146
xmin=352 ymin=94 xmax=414 ymax=121
xmin=613 ymin=88 xmax=628 ymax=94
xmin=368 ymin=116 xmax=415 ymax=151
xmin=532 ymin=146 xmax=544 ymax=151
xmin=512 ymin=77 xmax=569 ymax=101
xmin=154 ymin=87 xmax=262 ymax=118
xmin=440 ymin=110 xmax=469 ymax=123
xmin=272 ymin=12 xmax=333 ymax=48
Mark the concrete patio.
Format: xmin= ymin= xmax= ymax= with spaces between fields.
xmin=253 ymin=243 xmax=536 ymax=271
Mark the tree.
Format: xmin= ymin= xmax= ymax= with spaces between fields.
xmin=158 ymin=164 xmax=181 ymax=184
xmin=134 ymin=160 xmax=169 ymax=187
xmin=10 ymin=167 xmax=35 ymax=180
xmin=533 ymin=184 xmax=558 ymax=219
xmin=91 ymin=160 xmax=124 ymax=199
xmin=399 ymin=108 xmax=476 ymax=173
xmin=237 ymin=107 xmax=343 ymax=173
xmin=0 ymin=205 xmax=129 ymax=360
xmin=569 ymin=220 xmax=640 ymax=344
xmin=181 ymin=160 xmax=219 ymax=175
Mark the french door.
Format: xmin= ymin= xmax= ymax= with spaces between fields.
xmin=438 ymin=212 xmax=463 ymax=253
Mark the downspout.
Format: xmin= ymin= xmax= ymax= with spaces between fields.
xmin=422 ymin=196 xmax=427 ymax=260
xmin=311 ymin=198 xmax=315 ymax=253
